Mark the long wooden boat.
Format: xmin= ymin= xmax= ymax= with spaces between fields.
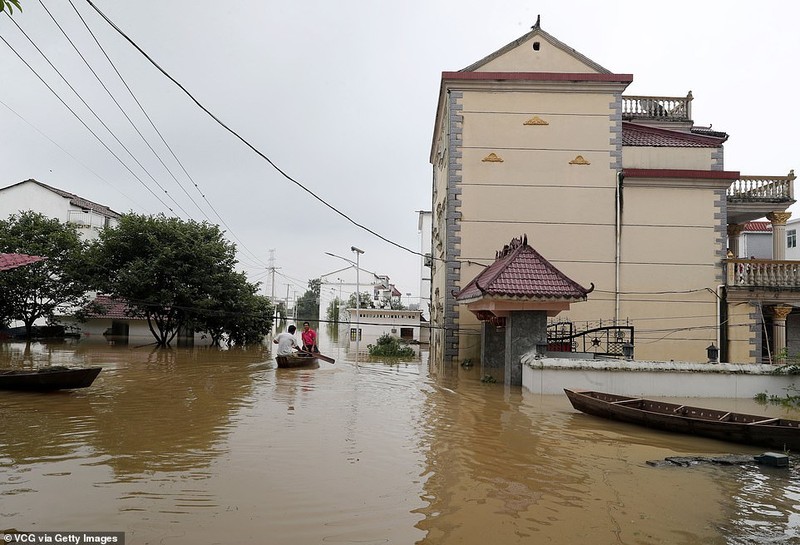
xmin=0 ymin=366 xmax=102 ymax=391
xmin=564 ymin=388 xmax=800 ymax=451
xmin=275 ymin=353 xmax=319 ymax=369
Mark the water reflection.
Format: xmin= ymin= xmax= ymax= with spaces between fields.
xmin=1 ymin=338 xmax=800 ymax=544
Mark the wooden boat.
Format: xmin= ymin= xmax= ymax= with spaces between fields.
xmin=275 ymin=353 xmax=319 ymax=369
xmin=564 ymin=388 xmax=800 ymax=451
xmin=0 ymin=366 xmax=102 ymax=391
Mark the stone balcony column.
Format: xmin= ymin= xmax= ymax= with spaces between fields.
xmin=767 ymin=212 xmax=792 ymax=260
xmin=772 ymin=304 xmax=793 ymax=360
xmin=727 ymin=224 xmax=745 ymax=257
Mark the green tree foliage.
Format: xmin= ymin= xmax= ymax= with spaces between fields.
xmin=294 ymin=278 xmax=321 ymax=323
xmin=326 ymin=297 xmax=342 ymax=324
xmin=89 ymin=213 xmax=262 ymax=347
xmin=193 ymin=271 xmax=273 ymax=347
xmin=0 ymin=1 xmax=21 ymax=14
xmin=0 ymin=211 xmax=90 ymax=338
xmin=367 ymin=333 xmax=414 ymax=358
xmin=347 ymin=291 xmax=375 ymax=310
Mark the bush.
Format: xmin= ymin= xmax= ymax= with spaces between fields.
xmin=367 ymin=333 xmax=414 ymax=357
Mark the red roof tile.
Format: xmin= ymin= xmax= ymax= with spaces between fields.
xmin=84 ymin=295 xmax=144 ymax=320
xmin=0 ymin=253 xmax=45 ymax=271
xmin=622 ymin=122 xmax=726 ymax=148
xmin=744 ymin=221 xmax=771 ymax=232
xmin=456 ymin=236 xmax=591 ymax=302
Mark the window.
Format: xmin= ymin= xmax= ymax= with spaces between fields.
xmin=789 ymin=229 xmax=797 ymax=249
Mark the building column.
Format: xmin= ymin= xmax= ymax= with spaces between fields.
xmin=772 ymin=305 xmax=793 ymax=360
xmin=505 ymin=310 xmax=546 ymax=386
xmin=727 ymin=224 xmax=744 ymax=257
xmin=767 ymin=212 xmax=792 ymax=260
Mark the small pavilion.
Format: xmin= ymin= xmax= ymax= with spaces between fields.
xmin=455 ymin=236 xmax=592 ymax=385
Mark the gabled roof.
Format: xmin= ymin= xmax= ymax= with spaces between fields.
xmin=456 ymin=236 xmax=591 ymax=303
xmin=622 ymin=122 xmax=727 ymax=148
xmin=83 ymin=295 xmax=143 ymax=320
xmin=0 ymin=252 xmax=45 ymax=271
xmin=2 ymin=179 xmax=121 ymax=218
xmin=461 ymin=19 xmax=611 ymax=74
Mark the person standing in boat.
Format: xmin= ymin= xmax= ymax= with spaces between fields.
xmin=301 ymin=322 xmax=318 ymax=353
xmin=273 ymin=325 xmax=300 ymax=356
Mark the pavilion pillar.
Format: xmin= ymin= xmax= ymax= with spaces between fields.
xmin=481 ymin=321 xmax=506 ymax=372
xmin=505 ymin=310 xmax=547 ymax=386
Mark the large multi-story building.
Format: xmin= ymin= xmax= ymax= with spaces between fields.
xmin=429 ymin=22 xmax=796 ymax=366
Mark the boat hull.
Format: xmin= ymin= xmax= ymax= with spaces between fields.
xmin=276 ymin=354 xmax=319 ymax=369
xmin=0 ymin=367 xmax=102 ymax=391
xmin=565 ymin=389 xmax=800 ymax=451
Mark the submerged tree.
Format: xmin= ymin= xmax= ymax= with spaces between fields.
xmin=294 ymin=278 xmax=321 ymax=323
xmin=89 ymin=213 xmax=260 ymax=347
xmin=0 ymin=212 xmax=91 ymax=338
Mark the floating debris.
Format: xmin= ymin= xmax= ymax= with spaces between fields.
xmin=647 ymin=452 xmax=790 ymax=468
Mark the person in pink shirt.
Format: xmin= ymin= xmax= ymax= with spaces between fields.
xmin=301 ymin=321 xmax=318 ymax=353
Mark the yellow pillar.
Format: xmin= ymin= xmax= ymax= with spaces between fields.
xmin=727 ymin=224 xmax=744 ymax=257
xmin=767 ymin=212 xmax=792 ymax=260
xmin=772 ymin=304 xmax=793 ymax=361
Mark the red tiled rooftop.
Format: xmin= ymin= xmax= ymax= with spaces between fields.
xmin=456 ymin=236 xmax=591 ymax=302
xmin=622 ymin=122 xmax=726 ymax=148
xmin=0 ymin=253 xmax=45 ymax=271
xmin=744 ymin=221 xmax=772 ymax=232
xmin=84 ymin=295 xmax=143 ymax=319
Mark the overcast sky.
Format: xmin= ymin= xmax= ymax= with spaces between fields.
xmin=2 ymin=0 xmax=799 ymax=310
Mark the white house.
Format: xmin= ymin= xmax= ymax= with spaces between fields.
xmin=345 ymin=308 xmax=423 ymax=346
xmin=0 ymin=179 xmax=121 ymax=240
xmin=737 ymin=221 xmax=772 ymax=259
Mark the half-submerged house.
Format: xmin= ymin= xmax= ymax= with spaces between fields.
xmin=430 ymin=20 xmax=795 ymax=366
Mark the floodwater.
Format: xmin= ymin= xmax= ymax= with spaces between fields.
xmin=1 ymin=332 xmax=800 ymax=545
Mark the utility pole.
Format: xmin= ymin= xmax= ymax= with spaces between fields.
xmin=268 ymin=249 xmax=278 ymax=334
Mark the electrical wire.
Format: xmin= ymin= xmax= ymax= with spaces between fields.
xmin=84 ymin=0 xmax=428 ymax=261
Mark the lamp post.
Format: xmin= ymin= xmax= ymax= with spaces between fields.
xmin=351 ymin=246 xmax=364 ymax=359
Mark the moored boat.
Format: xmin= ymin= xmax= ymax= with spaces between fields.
xmin=564 ymin=388 xmax=800 ymax=451
xmin=0 ymin=366 xmax=102 ymax=391
xmin=275 ymin=353 xmax=319 ymax=369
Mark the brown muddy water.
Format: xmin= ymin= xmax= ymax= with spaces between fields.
xmin=1 ymin=334 xmax=800 ymax=545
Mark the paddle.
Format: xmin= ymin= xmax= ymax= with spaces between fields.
xmin=298 ymin=350 xmax=335 ymax=364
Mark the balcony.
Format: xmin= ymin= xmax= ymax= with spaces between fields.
xmin=726 ymin=171 xmax=796 ymax=225
xmin=622 ymin=92 xmax=693 ymax=123
xmin=726 ymin=259 xmax=800 ymax=290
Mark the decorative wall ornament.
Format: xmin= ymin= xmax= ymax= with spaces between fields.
xmin=482 ymin=153 xmax=504 ymax=163
xmin=523 ymin=115 xmax=549 ymax=126
xmin=569 ymin=155 xmax=591 ymax=165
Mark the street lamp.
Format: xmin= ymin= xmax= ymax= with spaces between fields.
xmin=351 ymin=246 xmax=364 ymax=359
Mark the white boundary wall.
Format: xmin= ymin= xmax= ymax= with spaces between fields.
xmin=522 ymin=357 xmax=799 ymax=399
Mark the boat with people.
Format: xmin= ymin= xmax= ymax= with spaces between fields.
xmin=564 ymin=388 xmax=800 ymax=451
xmin=275 ymin=353 xmax=320 ymax=369
xmin=0 ymin=366 xmax=102 ymax=391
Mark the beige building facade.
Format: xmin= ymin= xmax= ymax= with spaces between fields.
xmin=429 ymin=23 xmax=795 ymax=366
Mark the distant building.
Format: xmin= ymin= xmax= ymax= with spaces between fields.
xmin=737 ymin=221 xmax=772 ymax=259
xmin=0 ymin=179 xmax=121 ymax=240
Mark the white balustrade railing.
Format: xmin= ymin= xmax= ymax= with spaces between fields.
xmin=622 ymin=92 xmax=693 ymax=121
xmin=727 ymin=171 xmax=796 ymax=202
xmin=727 ymin=259 xmax=800 ymax=288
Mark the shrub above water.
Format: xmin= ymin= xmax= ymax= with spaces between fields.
xmin=367 ymin=333 xmax=414 ymax=358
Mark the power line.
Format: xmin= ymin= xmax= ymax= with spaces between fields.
xmin=2 ymin=13 xmax=179 ymax=214
xmin=83 ymin=0 xmax=427 ymax=261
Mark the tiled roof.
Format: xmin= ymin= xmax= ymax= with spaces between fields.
xmin=622 ymin=122 xmax=726 ymax=148
xmin=456 ymin=236 xmax=591 ymax=302
xmin=0 ymin=253 xmax=45 ymax=271
xmin=744 ymin=221 xmax=771 ymax=233
xmin=10 ymin=179 xmax=122 ymax=218
xmin=84 ymin=295 xmax=144 ymax=320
